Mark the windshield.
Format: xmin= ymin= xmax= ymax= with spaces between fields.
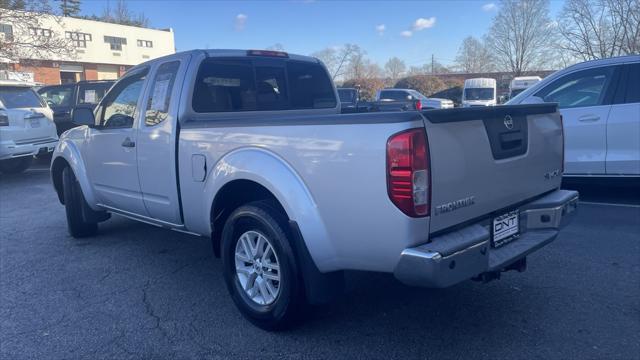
xmin=38 ymin=86 xmax=74 ymax=107
xmin=338 ymin=89 xmax=356 ymax=103
xmin=0 ymin=87 xmax=45 ymax=109
xmin=409 ymin=90 xmax=428 ymax=100
xmin=464 ymin=88 xmax=494 ymax=101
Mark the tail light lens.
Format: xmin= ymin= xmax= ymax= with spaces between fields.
xmin=0 ymin=112 xmax=8 ymax=127
xmin=387 ymin=128 xmax=430 ymax=217
xmin=415 ymin=100 xmax=422 ymax=111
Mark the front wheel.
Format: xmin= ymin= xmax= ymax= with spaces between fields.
xmin=0 ymin=156 xmax=33 ymax=174
xmin=221 ymin=201 xmax=305 ymax=330
xmin=62 ymin=167 xmax=98 ymax=238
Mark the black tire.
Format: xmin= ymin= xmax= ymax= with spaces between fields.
xmin=62 ymin=166 xmax=98 ymax=238
xmin=221 ymin=200 xmax=305 ymax=331
xmin=0 ymin=156 xmax=33 ymax=174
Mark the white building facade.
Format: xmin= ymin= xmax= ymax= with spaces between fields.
xmin=0 ymin=13 xmax=175 ymax=84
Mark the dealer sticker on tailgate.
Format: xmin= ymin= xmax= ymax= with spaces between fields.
xmin=492 ymin=210 xmax=519 ymax=248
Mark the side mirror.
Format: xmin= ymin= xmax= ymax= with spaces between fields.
xmin=71 ymin=105 xmax=96 ymax=127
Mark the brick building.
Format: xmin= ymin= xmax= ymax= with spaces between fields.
xmin=1 ymin=12 xmax=175 ymax=85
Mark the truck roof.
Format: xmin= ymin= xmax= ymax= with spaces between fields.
xmin=510 ymin=76 xmax=542 ymax=89
xmin=125 ymin=49 xmax=322 ymax=78
xmin=464 ymin=78 xmax=496 ymax=88
xmin=0 ymin=79 xmax=38 ymax=87
xmin=511 ymin=76 xmax=542 ymax=81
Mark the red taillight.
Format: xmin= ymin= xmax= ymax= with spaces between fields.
xmin=560 ymin=115 xmax=565 ymax=174
xmin=415 ymin=100 xmax=422 ymax=111
xmin=387 ymin=128 xmax=430 ymax=217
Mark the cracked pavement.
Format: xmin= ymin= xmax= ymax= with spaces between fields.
xmin=1 ymin=160 xmax=639 ymax=359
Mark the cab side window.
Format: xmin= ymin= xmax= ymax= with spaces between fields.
xmin=145 ymin=61 xmax=179 ymax=126
xmin=100 ymin=70 xmax=147 ymax=128
xmin=379 ymin=91 xmax=409 ymax=101
xmin=535 ymin=66 xmax=615 ymax=109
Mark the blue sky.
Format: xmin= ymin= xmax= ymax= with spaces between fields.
xmin=79 ymin=0 xmax=565 ymax=68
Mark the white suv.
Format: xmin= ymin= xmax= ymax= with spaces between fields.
xmin=0 ymin=80 xmax=58 ymax=174
xmin=508 ymin=55 xmax=640 ymax=177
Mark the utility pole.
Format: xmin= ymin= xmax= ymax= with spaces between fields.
xmin=431 ymin=54 xmax=434 ymax=74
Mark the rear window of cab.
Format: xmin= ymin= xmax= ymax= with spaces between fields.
xmin=192 ymin=58 xmax=336 ymax=113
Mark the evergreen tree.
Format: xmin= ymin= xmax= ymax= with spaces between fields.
xmin=57 ymin=0 xmax=81 ymax=17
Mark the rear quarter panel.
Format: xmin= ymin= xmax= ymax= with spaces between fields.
xmin=178 ymin=113 xmax=431 ymax=273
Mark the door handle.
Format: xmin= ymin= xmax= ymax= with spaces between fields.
xmin=121 ymin=137 xmax=135 ymax=148
xmin=578 ymin=115 xmax=600 ymax=122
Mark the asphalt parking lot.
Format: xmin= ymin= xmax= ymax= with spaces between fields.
xmin=1 ymin=159 xmax=639 ymax=360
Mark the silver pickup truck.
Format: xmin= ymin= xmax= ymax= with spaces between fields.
xmin=51 ymin=49 xmax=578 ymax=330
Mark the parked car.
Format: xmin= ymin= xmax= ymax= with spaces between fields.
xmin=0 ymin=80 xmax=58 ymax=174
xmin=462 ymin=78 xmax=497 ymax=107
xmin=337 ymin=87 xmax=373 ymax=113
xmin=51 ymin=49 xmax=578 ymax=330
xmin=337 ymin=87 xmax=358 ymax=107
xmin=375 ymin=88 xmax=454 ymax=109
xmin=38 ymin=80 xmax=114 ymax=136
xmin=430 ymin=86 xmax=463 ymax=107
xmin=508 ymin=55 xmax=640 ymax=177
xmin=509 ymin=76 xmax=542 ymax=99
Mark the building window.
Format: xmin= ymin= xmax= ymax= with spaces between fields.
xmin=137 ymin=40 xmax=153 ymax=48
xmin=104 ymin=36 xmax=127 ymax=51
xmin=66 ymin=31 xmax=92 ymax=48
xmin=0 ymin=24 xmax=13 ymax=40
xmin=29 ymin=27 xmax=52 ymax=37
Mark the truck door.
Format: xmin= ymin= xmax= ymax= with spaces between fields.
xmin=606 ymin=62 xmax=640 ymax=175
xmin=135 ymin=54 xmax=191 ymax=225
xmin=86 ymin=68 xmax=149 ymax=215
xmin=533 ymin=65 xmax=619 ymax=175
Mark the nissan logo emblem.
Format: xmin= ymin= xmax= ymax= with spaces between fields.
xmin=504 ymin=115 xmax=514 ymax=130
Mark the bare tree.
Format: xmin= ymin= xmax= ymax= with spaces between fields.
xmin=406 ymin=60 xmax=450 ymax=75
xmin=485 ymin=0 xmax=556 ymax=75
xmin=557 ymin=0 xmax=640 ymax=60
xmin=102 ymin=0 xmax=148 ymax=27
xmin=0 ymin=1 xmax=76 ymax=62
xmin=455 ymin=36 xmax=496 ymax=73
xmin=311 ymin=44 xmax=361 ymax=80
xmin=384 ymin=57 xmax=406 ymax=81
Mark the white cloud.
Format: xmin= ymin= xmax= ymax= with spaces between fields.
xmin=400 ymin=30 xmax=413 ymax=38
xmin=412 ymin=17 xmax=436 ymax=31
xmin=482 ymin=3 xmax=496 ymax=11
xmin=235 ymin=13 xmax=247 ymax=31
xmin=376 ymin=24 xmax=386 ymax=36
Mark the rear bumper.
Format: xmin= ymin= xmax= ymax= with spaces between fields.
xmin=0 ymin=138 xmax=58 ymax=160
xmin=393 ymin=189 xmax=579 ymax=287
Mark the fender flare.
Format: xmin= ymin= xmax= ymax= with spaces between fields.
xmin=51 ymin=139 xmax=99 ymax=211
xmin=202 ymin=147 xmax=337 ymax=272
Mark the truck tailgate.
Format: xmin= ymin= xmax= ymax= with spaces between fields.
xmin=422 ymin=104 xmax=563 ymax=233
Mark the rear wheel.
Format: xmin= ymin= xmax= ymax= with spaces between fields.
xmin=221 ymin=201 xmax=305 ymax=330
xmin=62 ymin=167 xmax=98 ymax=238
xmin=0 ymin=156 xmax=33 ymax=174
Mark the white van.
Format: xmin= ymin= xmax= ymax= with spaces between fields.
xmin=462 ymin=78 xmax=496 ymax=107
xmin=509 ymin=76 xmax=542 ymax=99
